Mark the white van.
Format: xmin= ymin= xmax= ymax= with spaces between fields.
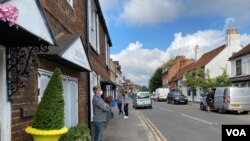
xmin=200 ymin=87 xmax=250 ymax=114
xmin=155 ymin=88 xmax=170 ymax=101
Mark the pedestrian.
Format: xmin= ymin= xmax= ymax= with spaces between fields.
xmin=117 ymin=93 xmax=124 ymax=115
xmin=123 ymin=91 xmax=129 ymax=119
xmin=92 ymin=86 xmax=110 ymax=141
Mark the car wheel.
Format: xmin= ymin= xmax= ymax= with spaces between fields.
xmin=200 ymin=103 xmax=204 ymax=111
xmin=218 ymin=108 xmax=225 ymax=114
xmin=185 ymin=101 xmax=188 ymax=105
xmin=149 ymin=106 xmax=152 ymax=109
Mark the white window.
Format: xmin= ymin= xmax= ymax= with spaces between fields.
xmin=38 ymin=70 xmax=78 ymax=128
xmin=105 ymin=35 xmax=110 ymax=66
xmin=66 ymin=0 xmax=74 ymax=8
xmin=88 ymin=0 xmax=100 ymax=53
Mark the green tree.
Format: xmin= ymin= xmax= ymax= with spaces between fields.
xmin=185 ymin=67 xmax=229 ymax=92
xmin=215 ymin=68 xmax=229 ymax=86
xmin=32 ymin=68 xmax=65 ymax=130
xmin=141 ymin=86 xmax=148 ymax=91
xmin=185 ymin=68 xmax=205 ymax=88
xmin=148 ymin=67 xmax=163 ymax=92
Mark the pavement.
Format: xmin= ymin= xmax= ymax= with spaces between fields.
xmin=103 ymin=102 xmax=165 ymax=141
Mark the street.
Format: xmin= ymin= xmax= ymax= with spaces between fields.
xmin=139 ymin=101 xmax=250 ymax=141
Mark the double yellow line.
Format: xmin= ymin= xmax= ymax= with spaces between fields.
xmin=134 ymin=109 xmax=167 ymax=141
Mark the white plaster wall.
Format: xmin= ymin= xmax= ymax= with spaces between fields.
xmin=0 ymin=47 xmax=11 ymax=141
xmin=206 ymin=45 xmax=242 ymax=78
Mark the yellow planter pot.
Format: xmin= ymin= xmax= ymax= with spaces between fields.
xmin=25 ymin=126 xmax=68 ymax=141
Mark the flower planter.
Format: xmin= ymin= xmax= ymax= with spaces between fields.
xmin=25 ymin=126 xmax=68 ymax=141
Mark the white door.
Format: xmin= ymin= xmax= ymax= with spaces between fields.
xmin=0 ymin=47 xmax=11 ymax=141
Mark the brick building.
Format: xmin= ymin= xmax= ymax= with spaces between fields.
xmin=162 ymin=56 xmax=194 ymax=89
xmin=88 ymin=0 xmax=113 ymax=122
xmin=0 ymin=0 xmax=94 ymax=141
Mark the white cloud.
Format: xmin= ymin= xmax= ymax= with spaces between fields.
xmin=112 ymin=29 xmax=250 ymax=86
xmin=100 ymin=0 xmax=250 ymax=27
xmin=118 ymin=0 xmax=181 ymax=26
xmin=167 ymin=30 xmax=224 ymax=59
xmin=111 ymin=41 xmax=169 ymax=86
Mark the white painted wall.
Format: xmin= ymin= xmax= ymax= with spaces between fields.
xmin=231 ymin=54 xmax=250 ymax=77
xmin=0 ymin=47 xmax=11 ymax=141
xmin=206 ymin=44 xmax=242 ymax=78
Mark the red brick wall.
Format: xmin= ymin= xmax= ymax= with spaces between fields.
xmin=10 ymin=1 xmax=89 ymax=140
xmin=88 ymin=22 xmax=110 ymax=81
xmin=41 ymin=0 xmax=89 ymax=125
xmin=11 ymin=69 xmax=37 ymax=141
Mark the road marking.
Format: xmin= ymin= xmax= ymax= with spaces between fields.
xmin=135 ymin=110 xmax=168 ymax=141
xmin=159 ymin=107 xmax=173 ymax=112
xmin=181 ymin=114 xmax=215 ymax=125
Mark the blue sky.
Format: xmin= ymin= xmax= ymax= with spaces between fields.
xmin=99 ymin=0 xmax=250 ymax=86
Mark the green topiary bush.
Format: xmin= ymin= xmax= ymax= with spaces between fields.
xmin=59 ymin=124 xmax=91 ymax=141
xmin=32 ymin=68 xmax=65 ymax=130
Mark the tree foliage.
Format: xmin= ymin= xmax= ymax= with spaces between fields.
xmin=148 ymin=67 xmax=163 ymax=92
xmin=32 ymin=68 xmax=65 ymax=130
xmin=185 ymin=67 xmax=229 ymax=91
xmin=141 ymin=86 xmax=149 ymax=91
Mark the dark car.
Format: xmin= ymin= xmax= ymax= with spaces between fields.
xmin=167 ymin=91 xmax=188 ymax=105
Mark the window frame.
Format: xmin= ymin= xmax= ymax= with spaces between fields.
xmin=89 ymin=0 xmax=100 ymax=54
xmin=38 ymin=69 xmax=79 ymax=128
xmin=236 ymin=59 xmax=242 ymax=76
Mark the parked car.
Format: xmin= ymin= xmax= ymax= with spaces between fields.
xmin=200 ymin=87 xmax=250 ymax=114
xmin=133 ymin=91 xmax=152 ymax=109
xmin=155 ymin=88 xmax=169 ymax=101
xmin=167 ymin=91 xmax=188 ymax=104
xmin=150 ymin=93 xmax=155 ymax=99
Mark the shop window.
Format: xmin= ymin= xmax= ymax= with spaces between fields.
xmin=38 ymin=71 xmax=78 ymax=128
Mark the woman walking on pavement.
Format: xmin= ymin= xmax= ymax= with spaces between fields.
xmin=123 ymin=91 xmax=129 ymax=119
xmin=117 ymin=94 xmax=124 ymax=115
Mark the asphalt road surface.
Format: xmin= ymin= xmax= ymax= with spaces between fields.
xmin=138 ymin=101 xmax=250 ymax=141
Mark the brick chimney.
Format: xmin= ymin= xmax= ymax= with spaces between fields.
xmin=226 ymin=29 xmax=240 ymax=46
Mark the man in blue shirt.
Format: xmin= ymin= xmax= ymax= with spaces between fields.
xmin=92 ymin=86 xmax=110 ymax=141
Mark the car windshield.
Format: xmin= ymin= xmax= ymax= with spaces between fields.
xmin=173 ymin=92 xmax=182 ymax=96
xmin=137 ymin=92 xmax=150 ymax=99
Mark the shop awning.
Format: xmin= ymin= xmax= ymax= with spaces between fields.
xmin=39 ymin=33 xmax=91 ymax=72
xmin=0 ymin=0 xmax=55 ymax=47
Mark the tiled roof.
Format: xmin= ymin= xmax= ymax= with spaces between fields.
xmin=173 ymin=44 xmax=226 ymax=80
xmin=187 ymin=44 xmax=226 ymax=71
xmin=229 ymin=44 xmax=250 ymax=60
xmin=174 ymin=63 xmax=195 ymax=80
